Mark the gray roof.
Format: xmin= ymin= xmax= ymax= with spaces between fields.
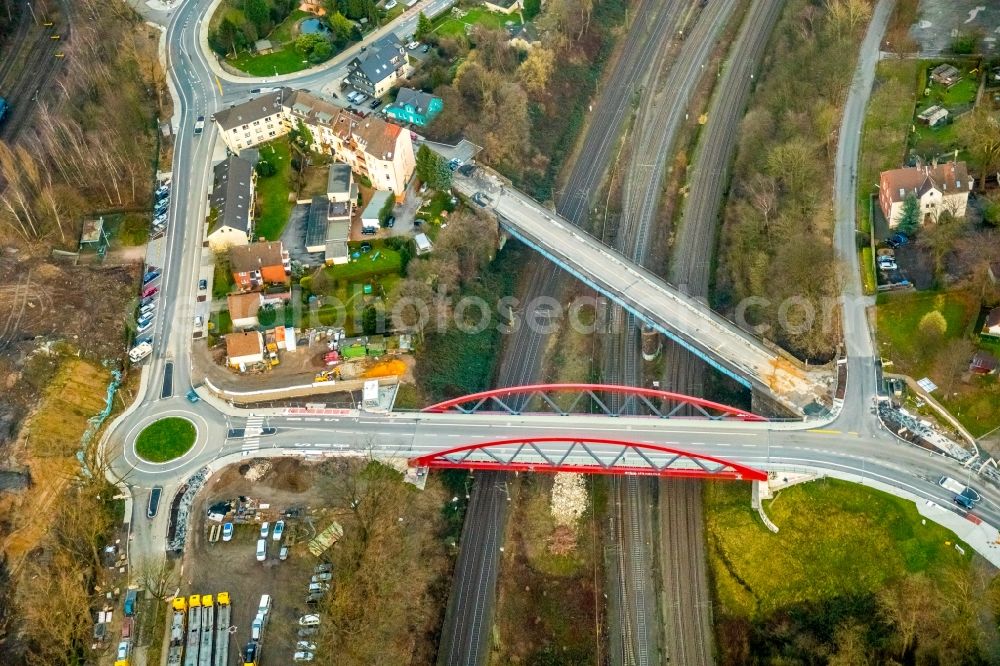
xmin=327 ymin=163 xmax=352 ymax=196
xmin=349 ymin=34 xmax=404 ymax=84
xmin=507 ymin=22 xmax=539 ymax=43
xmin=212 ymin=88 xmax=290 ymax=131
xmin=361 ymin=190 xmax=391 ymax=221
xmin=306 ymin=196 xmax=331 ymax=249
xmin=210 ymin=156 xmax=254 ymax=234
xmin=395 ymin=87 xmax=437 ymax=113
xmin=325 ymin=217 xmax=350 ymax=261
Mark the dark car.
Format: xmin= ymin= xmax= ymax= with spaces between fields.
xmin=370 ymin=98 xmax=382 ymax=109
xmin=198 ymin=278 xmax=207 ymax=290
xmin=420 ymin=44 xmax=430 ymax=53
xmin=887 ymin=233 xmax=908 ymax=248
xmin=385 ymin=216 xmax=395 ymax=228
xmin=147 ymin=486 xmax=162 ymax=518
xmin=413 ymin=218 xmax=423 ymax=227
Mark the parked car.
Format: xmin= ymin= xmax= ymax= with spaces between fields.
xmin=273 ymin=520 xmax=284 ymax=541
xmin=297 ymin=627 xmax=318 ymax=637
xmin=305 ymin=593 xmax=324 ymax=605
xmin=198 ymin=279 xmax=207 ymax=290
xmin=420 ymin=43 xmax=430 ymax=53
xmin=251 ymin=613 xmax=265 ymax=640
xmin=308 ymin=582 xmax=330 ymax=593
xmin=193 ymin=315 xmax=203 ymax=327
xmin=384 ymin=216 xmax=395 ymax=228
xmin=280 ymin=545 xmax=289 ymax=560
xmin=222 ymin=522 xmax=234 ymax=541
xmin=298 ymin=614 xmax=322 ymax=627
xmin=312 ymin=573 xmax=332 ymax=582
xmin=116 ymin=641 xmax=129 ymax=660
xmin=147 ymin=486 xmax=162 ymax=518
xmin=448 ymin=158 xmax=461 ymax=170
xmin=879 ymin=261 xmax=898 ymax=271
xmin=406 ymin=40 xmax=419 ymax=49
xmin=256 ymin=539 xmax=267 ymax=561
xmin=353 ymin=93 xmax=368 ymax=104
xmin=293 ymin=651 xmax=315 ymax=662
xmin=314 ymin=563 xmax=332 ymax=574
xmin=385 ymin=0 xmax=397 ymax=8
xmin=370 ymin=98 xmax=382 ymax=109
xmin=260 ymin=522 xmax=270 ymax=539
xmin=296 ymin=641 xmax=317 ymax=651
xmin=887 ymin=232 xmax=908 ymax=248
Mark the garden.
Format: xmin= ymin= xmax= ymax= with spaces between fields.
xmin=429 ymin=6 xmax=522 ymax=39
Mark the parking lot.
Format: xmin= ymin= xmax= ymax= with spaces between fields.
xmin=183 ymin=459 xmax=340 ymax=664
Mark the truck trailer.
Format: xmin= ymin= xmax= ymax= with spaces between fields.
xmin=198 ymin=595 xmax=214 ymax=666
xmin=938 ymin=476 xmax=981 ymax=509
xmin=214 ymin=592 xmax=231 ymax=666
xmin=167 ymin=597 xmax=187 ymax=666
xmin=183 ymin=595 xmax=201 ymax=666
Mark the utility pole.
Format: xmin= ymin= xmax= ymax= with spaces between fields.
xmin=26 ymin=1 xmax=38 ymax=25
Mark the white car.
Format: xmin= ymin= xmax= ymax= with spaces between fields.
xmin=311 ymin=573 xmax=332 ymax=582
xmin=256 ymin=539 xmax=267 ymax=562
xmin=298 ymin=614 xmax=321 ymax=626
xmin=273 ymin=520 xmax=284 ymax=541
xmin=293 ymin=652 xmax=315 ymax=662
xmin=116 ymin=641 xmax=129 ymax=660
xmin=260 ymin=521 xmax=270 ymax=539
xmin=193 ymin=315 xmax=203 ymax=328
xmin=296 ymin=641 xmax=317 ymax=651
xmin=406 ymin=40 xmax=419 ymax=49
xmin=222 ymin=522 xmax=234 ymax=541
xmin=385 ymin=0 xmax=397 ymax=8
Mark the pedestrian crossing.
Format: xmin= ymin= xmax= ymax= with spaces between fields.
xmin=241 ymin=416 xmax=264 ymax=454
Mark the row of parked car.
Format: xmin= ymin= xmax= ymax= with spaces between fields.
xmin=151 ymin=181 xmax=170 ymax=238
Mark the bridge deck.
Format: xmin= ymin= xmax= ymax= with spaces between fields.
xmin=452 ymin=168 xmax=832 ymax=414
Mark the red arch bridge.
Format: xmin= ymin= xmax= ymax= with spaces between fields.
xmin=408 ymin=384 xmax=769 ymax=480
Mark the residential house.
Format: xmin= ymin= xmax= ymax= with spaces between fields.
xmin=213 ymin=89 xmax=415 ymax=194
xmin=917 ymin=105 xmax=948 ymax=127
xmin=383 ymin=88 xmax=443 ymax=127
xmin=878 ymin=161 xmax=972 ymax=228
xmin=984 ymin=307 xmax=1000 ymax=337
xmin=930 ymin=63 xmax=961 ymax=86
xmin=226 ymin=331 xmax=265 ymax=368
xmin=229 ymin=241 xmax=290 ymax=291
xmin=213 ymin=88 xmax=290 ymax=153
xmin=327 ymin=162 xmax=355 ymax=204
xmin=506 ymin=22 xmax=539 ymax=50
xmin=969 ymin=350 xmax=998 ymax=375
xmin=361 ymin=190 xmax=392 ymax=232
xmin=207 ymin=156 xmax=256 ymax=251
xmin=483 ymin=0 xmax=522 ymax=14
xmin=228 ymin=292 xmax=264 ymax=329
xmin=346 ymin=34 xmax=411 ymax=98
xmin=305 ymin=195 xmax=351 ymax=265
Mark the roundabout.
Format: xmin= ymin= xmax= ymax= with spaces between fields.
xmin=135 ymin=416 xmax=197 ymax=462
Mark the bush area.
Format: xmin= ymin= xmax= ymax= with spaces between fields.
xmin=706 ymin=479 xmax=997 ymax=664
xmin=135 ymin=417 xmax=197 ymax=462
xmin=418 ymin=0 xmax=626 ymax=201
xmin=715 ymin=0 xmax=877 ymax=362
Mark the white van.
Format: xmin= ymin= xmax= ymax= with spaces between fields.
xmin=256 ymin=539 xmax=267 ymax=562
xmin=251 ymin=613 xmax=265 ymax=640
xmin=258 ymin=594 xmax=272 ymax=616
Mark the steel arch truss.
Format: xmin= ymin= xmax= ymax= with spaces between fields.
xmin=409 ymin=437 xmax=768 ymax=481
xmin=422 ymin=383 xmax=765 ymax=421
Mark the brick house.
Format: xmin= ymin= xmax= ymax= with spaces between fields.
xmin=229 ymin=241 xmax=291 ymax=291
xmin=878 ymin=161 xmax=972 ymax=227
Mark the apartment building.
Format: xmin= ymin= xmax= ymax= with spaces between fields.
xmin=213 ymin=89 xmax=414 ymax=194
xmin=346 ymin=34 xmax=411 ymax=97
xmin=879 ymin=161 xmax=973 ymax=227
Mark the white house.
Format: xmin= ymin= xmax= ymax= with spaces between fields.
xmin=878 ymin=161 xmax=972 ymax=227
xmin=207 ymin=156 xmax=255 ymax=251
xmin=227 ymin=292 xmax=264 ymax=329
xmin=212 ymin=89 xmax=289 ymax=153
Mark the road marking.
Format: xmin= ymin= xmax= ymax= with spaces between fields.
xmin=287 ymin=417 xmax=302 ymax=421
xmin=809 ymin=429 xmax=841 ymax=434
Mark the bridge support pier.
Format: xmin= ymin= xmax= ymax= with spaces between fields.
xmin=751 ymin=480 xmax=779 ymax=533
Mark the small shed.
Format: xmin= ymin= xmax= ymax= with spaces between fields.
xmin=969 ymin=351 xmax=998 ymax=375
xmin=414 ymin=232 xmax=432 ymax=255
xmin=930 ymin=63 xmax=961 ymax=87
xmin=254 ymin=39 xmax=275 ymax=54
xmin=917 ymin=105 xmax=948 ymax=127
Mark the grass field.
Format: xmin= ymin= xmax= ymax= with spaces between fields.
xmin=228 ymin=47 xmax=312 ymax=76
xmin=254 ymin=140 xmax=295 ymax=241
xmin=432 ymin=7 xmax=521 ymax=38
xmin=135 ymin=417 xmax=196 ymax=463
xmin=324 ymin=242 xmax=402 ymax=282
xmin=706 ymin=478 xmax=969 ymax=620
xmin=875 ymin=289 xmax=978 ymax=376
xmin=860 ymin=247 xmax=876 ymax=294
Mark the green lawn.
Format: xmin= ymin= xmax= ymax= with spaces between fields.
xmin=135 ymin=417 xmax=196 ymax=463
xmin=417 ymin=190 xmax=457 ymax=225
xmin=926 ymin=77 xmax=978 ymax=108
xmin=228 ymin=48 xmax=312 ymax=76
xmin=254 ymin=140 xmax=295 ymax=241
xmin=706 ymin=478 xmax=969 ymax=621
xmin=323 ymin=242 xmax=402 ymax=282
xmin=875 ymin=290 xmax=977 ymax=376
xmin=432 ymin=7 xmax=521 ymax=38
xmin=860 ymin=247 xmax=876 ymax=295
xmin=212 ymin=259 xmax=234 ymax=300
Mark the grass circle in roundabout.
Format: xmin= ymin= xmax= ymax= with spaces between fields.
xmin=135 ymin=417 xmax=197 ymax=463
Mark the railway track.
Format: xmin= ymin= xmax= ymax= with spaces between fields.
xmin=437 ymin=1 xmax=696 ymax=663
xmin=0 ymin=0 xmax=69 ymax=144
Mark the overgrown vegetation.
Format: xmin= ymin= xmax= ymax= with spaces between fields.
xmin=716 ymin=0 xmax=876 ymax=362
xmin=312 ymin=460 xmax=452 ymax=664
xmin=0 ymin=0 xmax=163 ymax=246
xmin=254 ymin=139 xmax=295 ymax=241
xmin=707 ymin=479 xmax=997 ymax=664
xmin=418 ymin=0 xmax=626 ymax=201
